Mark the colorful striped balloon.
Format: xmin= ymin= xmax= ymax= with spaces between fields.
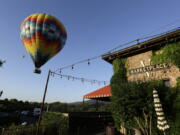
xmin=20 ymin=13 xmax=67 ymax=73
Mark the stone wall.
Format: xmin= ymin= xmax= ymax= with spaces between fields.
xmin=126 ymin=51 xmax=180 ymax=87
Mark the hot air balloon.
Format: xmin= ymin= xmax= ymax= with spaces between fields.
xmin=0 ymin=60 xmax=6 ymax=67
xmin=20 ymin=13 xmax=67 ymax=74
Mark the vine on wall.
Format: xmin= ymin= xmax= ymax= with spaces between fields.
xmin=151 ymin=41 xmax=180 ymax=68
xmin=110 ymin=57 xmax=180 ymax=135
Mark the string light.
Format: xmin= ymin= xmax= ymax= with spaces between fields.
xmin=51 ymin=71 xmax=109 ymax=85
xmin=54 ymin=55 xmax=101 ymax=73
xmin=50 ymin=72 xmax=54 ymax=77
xmin=53 ymin=27 xmax=179 ymax=74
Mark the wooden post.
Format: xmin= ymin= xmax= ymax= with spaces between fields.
xmin=46 ymin=104 xmax=49 ymax=112
xmin=83 ymin=98 xmax=85 ymax=104
xmin=36 ymin=70 xmax=51 ymax=135
xmin=150 ymin=116 xmax=152 ymax=135
xmin=96 ymin=100 xmax=99 ymax=111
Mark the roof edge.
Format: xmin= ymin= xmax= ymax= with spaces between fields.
xmin=102 ymin=27 xmax=180 ymax=63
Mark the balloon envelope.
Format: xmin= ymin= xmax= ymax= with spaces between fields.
xmin=20 ymin=13 xmax=67 ymax=73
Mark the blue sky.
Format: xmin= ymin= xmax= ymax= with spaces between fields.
xmin=0 ymin=0 xmax=180 ymax=103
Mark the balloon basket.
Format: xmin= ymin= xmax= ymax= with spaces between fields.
xmin=34 ymin=68 xmax=41 ymax=74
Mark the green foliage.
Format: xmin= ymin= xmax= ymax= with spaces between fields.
xmin=41 ymin=112 xmax=69 ymax=135
xmin=176 ymin=77 xmax=180 ymax=88
xmin=111 ymin=80 xmax=155 ymax=128
xmin=168 ymin=78 xmax=180 ymax=134
xmin=0 ymin=115 xmax=20 ymax=126
xmin=41 ymin=112 xmax=68 ymax=126
xmin=112 ymin=58 xmax=127 ymax=81
xmin=6 ymin=124 xmax=36 ymax=135
xmin=49 ymin=101 xmax=110 ymax=112
xmin=0 ymin=99 xmax=41 ymax=112
xmin=151 ymin=41 xmax=180 ymax=68
xmin=98 ymin=102 xmax=111 ymax=112
xmin=111 ymin=58 xmax=128 ymax=129
xmin=0 ymin=98 xmax=110 ymax=115
xmin=110 ymin=58 xmax=180 ymax=134
xmin=1 ymin=112 xmax=69 ymax=135
xmin=49 ymin=102 xmax=68 ymax=112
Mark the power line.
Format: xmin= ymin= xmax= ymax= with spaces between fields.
xmin=98 ymin=19 xmax=180 ymax=54
xmin=104 ymin=39 xmax=137 ymax=54
xmin=140 ymin=18 xmax=180 ymax=39
xmin=139 ymin=27 xmax=180 ymax=42
xmin=107 ymin=27 xmax=180 ymax=53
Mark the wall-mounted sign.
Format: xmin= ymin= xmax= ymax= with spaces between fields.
xmin=128 ymin=63 xmax=171 ymax=75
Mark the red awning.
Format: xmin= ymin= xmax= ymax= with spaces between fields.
xmin=83 ymin=85 xmax=111 ymax=99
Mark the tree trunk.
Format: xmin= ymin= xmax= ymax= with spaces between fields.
xmin=134 ymin=128 xmax=142 ymax=135
xmin=119 ymin=123 xmax=127 ymax=135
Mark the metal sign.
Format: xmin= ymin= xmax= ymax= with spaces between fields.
xmin=128 ymin=63 xmax=171 ymax=75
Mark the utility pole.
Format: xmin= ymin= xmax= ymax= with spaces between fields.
xmin=36 ymin=70 xmax=51 ymax=135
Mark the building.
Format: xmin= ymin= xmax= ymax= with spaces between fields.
xmin=84 ymin=28 xmax=180 ymax=100
xmin=102 ymin=28 xmax=180 ymax=87
xmin=82 ymin=28 xmax=180 ymax=135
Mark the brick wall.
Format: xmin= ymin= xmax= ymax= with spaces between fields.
xmin=126 ymin=51 xmax=180 ymax=87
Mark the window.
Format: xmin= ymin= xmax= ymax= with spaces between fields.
xmin=163 ymin=79 xmax=170 ymax=88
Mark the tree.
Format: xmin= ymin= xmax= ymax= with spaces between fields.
xmin=41 ymin=112 xmax=68 ymax=135
xmin=110 ymin=58 xmax=179 ymax=135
